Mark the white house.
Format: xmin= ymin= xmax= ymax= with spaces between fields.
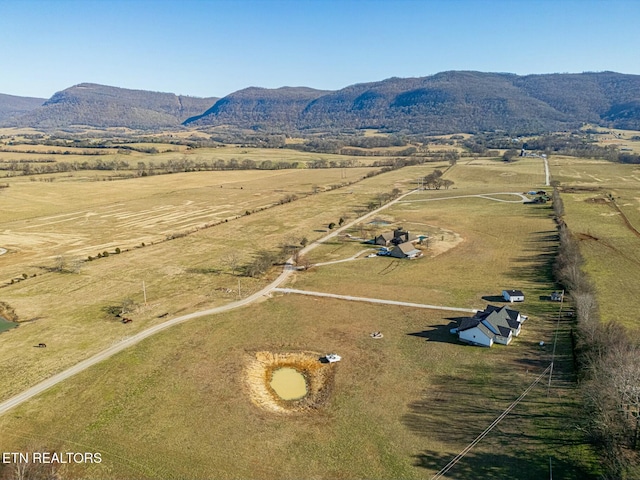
xmin=457 ymin=305 xmax=523 ymax=347
xmin=458 ymin=319 xmax=497 ymax=347
xmin=502 ymin=289 xmax=525 ymax=303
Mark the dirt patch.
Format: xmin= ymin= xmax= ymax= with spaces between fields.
xmin=245 ymin=351 xmax=336 ymax=414
xmin=0 ymin=301 xmax=18 ymax=322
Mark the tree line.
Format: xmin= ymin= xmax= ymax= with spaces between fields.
xmin=552 ymin=188 xmax=640 ymax=478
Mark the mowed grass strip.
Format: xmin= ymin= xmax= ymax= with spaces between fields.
xmin=0 ymin=294 xmax=595 ymax=479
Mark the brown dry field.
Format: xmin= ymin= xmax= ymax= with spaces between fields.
xmin=0 ymin=167 xmax=374 ymax=275
xmin=0 ymin=155 xmax=601 ymax=479
xmin=0 ymin=164 xmax=443 ymax=402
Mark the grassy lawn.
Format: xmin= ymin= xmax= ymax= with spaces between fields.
xmin=292 ymin=194 xmax=560 ymax=315
xmin=0 ymin=294 xmax=596 ymax=479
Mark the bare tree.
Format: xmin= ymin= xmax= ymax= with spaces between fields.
xmin=222 ymin=251 xmax=240 ymax=276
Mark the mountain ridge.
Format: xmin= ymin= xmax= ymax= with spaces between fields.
xmin=3 ymin=71 xmax=640 ymax=133
xmin=2 ymin=83 xmax=218 ymax=130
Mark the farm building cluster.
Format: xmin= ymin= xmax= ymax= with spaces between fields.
xmin=373 ymin=228 xmax=423 ymax=259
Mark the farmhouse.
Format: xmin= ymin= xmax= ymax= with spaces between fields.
xmin=502 ymin=289 xmax=525 ymax=302
xmin=373 ymin=228 xmax=415 ymax=246
xmin=457 ymin=305 xmax=524 ymax=347
xmin=374 ymin=232 xmax=395 ymax=246
xmin=389 ymin=241 xmax=422 ymax=259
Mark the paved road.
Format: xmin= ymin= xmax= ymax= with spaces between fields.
xmin=0 ymin=189 xmax=417 ymax=416
xmin=273 ymin=288 xmax=478 ymax=313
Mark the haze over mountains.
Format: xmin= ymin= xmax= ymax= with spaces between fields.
xmin=2 ymin=71 xmax=640 ymax=134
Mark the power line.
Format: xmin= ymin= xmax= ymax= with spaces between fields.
xmin=431 ymin=364 xmax=552 ymax=480
xmin=548 ymin=289 xmax=564 ymax=396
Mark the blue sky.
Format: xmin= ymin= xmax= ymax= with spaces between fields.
xmin=1 ymin=0 xmax=638 ymax=99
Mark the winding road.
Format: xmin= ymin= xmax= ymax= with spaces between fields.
xmin=0 ymin=189 xmax=417 ymax=416
xmin=0 ymin=187 xmax=534 ymax=416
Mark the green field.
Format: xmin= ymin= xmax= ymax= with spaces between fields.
xmin=0 ymin=153 xmax=603 ymax=479
xmin=550 ymin=157 xmax=640 ymax=329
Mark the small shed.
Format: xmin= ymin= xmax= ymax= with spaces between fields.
xmin=502 ymin=289 xmax=525 ymax=303
xmin=550 ymin=291 xmax=564 ymax=302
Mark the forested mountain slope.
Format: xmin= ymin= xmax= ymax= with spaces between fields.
xmin=3 ymin=83 xmax=217 ymax=130
xmin=188 ymin=71 xmax=640 ymax=134
xmin=4 ymin=72 xmax=640 ymax=133
xmin=0 ymin=93 xmax=45 ymax=123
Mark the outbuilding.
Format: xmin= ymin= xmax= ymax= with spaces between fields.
xmin=502 ymin=289 xmax=525 ymax=303
xmin=550 ymin=291 xmax=564 ymax=302
xmin=389 ymin=241 xmax=422 ymax=259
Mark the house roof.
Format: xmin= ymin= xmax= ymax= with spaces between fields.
xmin=476 ymin=322 xmax=495 ymax=339
xmin=497 ymin=325 xmax=513 ymax=338
xmin=458 ymin=304 xmax=522 ymax=343
xmin=458 ymin=317 xmax=481 ymax=332
xmin=377 ymin=232 xmax=395 ymax=241
xmin=395 ymin=241 xmax=420 ymax=255
xmin=503 ymin=289 xmax=524 ymax=297
xmin=482 ymin=305 xmax=520 ymax=323
xmin=483 ymin=310 xmax=520 ymax=331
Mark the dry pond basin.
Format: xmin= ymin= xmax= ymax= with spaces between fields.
xmin=245 ymin=351 xmax=336 ymax=413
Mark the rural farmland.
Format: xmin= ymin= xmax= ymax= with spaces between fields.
xmin=0 ymin=144 xmax=613 ymax=479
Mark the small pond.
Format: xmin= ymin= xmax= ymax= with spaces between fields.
xmin=270 ymin=367 xmax=307 ymax=400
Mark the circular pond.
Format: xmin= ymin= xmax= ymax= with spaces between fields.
xmin=270 ymin=367 xmax=307 ymax=400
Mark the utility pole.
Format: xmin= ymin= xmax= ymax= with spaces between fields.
xmin=142 ymin=281 xmax=147 ymax=305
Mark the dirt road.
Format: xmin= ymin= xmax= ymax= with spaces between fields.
xmin=0 ymin=190 xmax=416 ymax=416
xmin=272 ymin=288 xmax=478 ymax=313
